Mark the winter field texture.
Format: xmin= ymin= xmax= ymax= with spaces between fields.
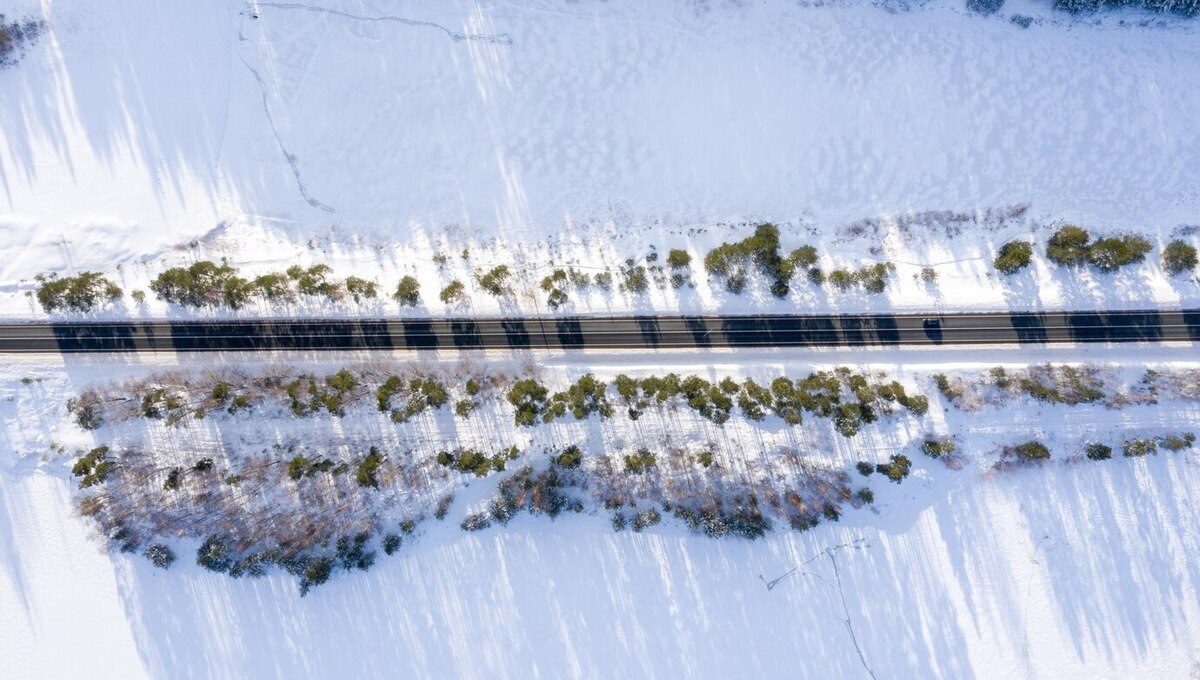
xmin=2 ymin=0 xmax=1200 ymax=678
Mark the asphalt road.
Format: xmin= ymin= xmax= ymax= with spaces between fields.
xmin=0 ymin=310 xmax=1196 ymax=354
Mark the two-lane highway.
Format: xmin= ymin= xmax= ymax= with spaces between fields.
xmin=0 ymin=310 xmax=1196 ymax=353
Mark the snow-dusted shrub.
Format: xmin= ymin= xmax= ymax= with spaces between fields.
xmin=476 ymin=265 xmax=512 ymax=296
xmin=1054 ymin=0 xmax=1198 ymax=16
xmin=71 ymin=446 xmax=113 ymax=489
xmin=393 ymin=275 xmax=421 ymax=306
xmin=1085 ymin=443 xmax=1113 ymax=460
xmin=704 ymin=223 xmax=793 ymax=297
xmin=1013 ymin=441 xmax=1051 ymax=462
xmin=623 ymin=449 xmax=656 ymax=474
xmin=461 ymin=513 xmax=492 ymax=532
xmin=335 ymin=534 xmax=375 ymax=572
xmin=355 ymin=447 xmax=384 ymax=487
xmin=876 ymin=454 xmax=912 ymax=482
xmin=382 ymin=534 xmax=402 ymax=555
xmin=1163 ymin=433 xmax=1195 ymax=452
xmin=439 ymin=279 xmax=467 ymax=304
xmin=620 ymin=262 xmax=649 ymax=293
xmin=856 ymin=488 xmax=875 ymax=504
xmin=1163 ymin=240 xmax=1198 ymax=276
xmin=921 ymin=438 xmax=957 ymax=458
xmin=1046 ymin=226 xmax=1152 ymax=271
xmin=377 ymin=376 xmax=449 ymax=422
xmin=287 ymin=264 xmax=343 ymax=300
xmin=35 ymin=271 xmax=123 ymax=313
xmin=667 ymin=249 xmax=692 ymax=269
xmin=1046 ymin=226 xmax=1092 ymax=266
xmin=151 ymin=260 xmax=243 ymax=307
xmin=344 ymin=276 xmax=378 ymax=303
xmin=966 ymin=0 xmax=1004 ymax=13
xmin=555 ymin=445 xmax=583 ymax=469
xmin=0 ymin=15 xmax=44 ymax=67
xmin=163 ymin=467 xmax=182 ymax=491
xmin=1087 ymin=235 xmax=1152 ymax=271
xmin=196 ymin=535 xmax=235 ymax=573
xmin=437 ymin=448 xmax=504 ymax=477
xmin=994 ymin=241 xmax=1034 ymax=274
xmin=631 ymin=508 xmax=661 ymax=532
xmin=542 ymin=373 xmax=614 ymax=422
xmin=507 ymin=378 xmax=549 ymax=426
xmin=143 ymin=543 xmax=176 ymax=569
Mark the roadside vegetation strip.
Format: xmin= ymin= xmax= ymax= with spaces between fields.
xmin=31 ymin=219 xmax=1198 ymax=318
xmin=58 ymin=361 xmax=1200 ymax=595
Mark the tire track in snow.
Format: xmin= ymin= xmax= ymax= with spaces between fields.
xmin=252 ymin=2 xmax=513 ymax=45
xmin=237 ymin=56 xmax=337 ymax=214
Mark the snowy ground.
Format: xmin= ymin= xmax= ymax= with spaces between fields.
xmin=3 ymin=345 xmax=1200 ymax=678
xmin=3 ymin=0 xmax=1200 ymax=678
xmin=1 ymin=0 xmax=1198 ymax=319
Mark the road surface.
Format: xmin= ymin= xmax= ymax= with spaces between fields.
xmin=0 ymin=310 xmax=1196 ymax=353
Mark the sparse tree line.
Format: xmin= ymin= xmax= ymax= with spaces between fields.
xmin=68 ymin=366 xmax=929 ymax=439
xmin=932 ymin=364 xmax=1200 ymax=411
xmin=60 ymin=361 xmax=1199 ymax=594
xmin=32 ymin=223 xmax=1197 ymax=314
xmin=992 ymin=225 xmax=1196 ymax=277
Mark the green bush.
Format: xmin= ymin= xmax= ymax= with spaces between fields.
xmin=631 ymin=508 xmax=661 ymax=532
xmin=921 ymin=438 xmax=957 ymax=458
xmin=393 ymin=275 xmax=421 ymax=306
xmin=855 ymin=461 xmax=874 ymax=477
xmin=1163 ymin=240 xmax=1198 ymax=276
xmin=439 ymin=280 xmax=467 ymax=304
xmin=344 ymin=276 xmax=378 ymax=303
xmin=703 ymin=223 xmax=792 ymax=297
xmin=71 ymin=446 xmax=113 ymax=488
xmin=1085 ymin=443 xmax=1112 ymax=461
xmin=35 ymin=272 xmax=122 ymax=313
xmin=624 ymin=449 xmax=656 ymax=474
xmin=356 ymin=447 xmax=384 ymax=487
xmin=151 ymin=260 xmax=242 ymax=307
xmin=1046 ymin=226 xmax=1091 ymax=266
xmin=382 ymin=534 xmax=402 ymax=555
xmin=667 ymin=249 xmax=692 ymax=269
xmin=875 ymin=454 xmax=912 ymax=483
xmin=556 ymin=445 xmax=583 ymax=469
xmin=507 ymin=379 xmax=549 ymax=426
xmin=144 ymin=543 xmax=176 ymax=569
xmin=287 ymin=264 xmax=342 ymax=299
xmin=994 ymin=241 xmax=1034 ymax=274
xmin=1123 ymin=438 xmax=1158 ymax=457
xmin=163 ymin=467 xmax=182 ymax=491
xmin=1046 ymin=226 xmax=1152 ymax=271
xmin=476 ymin=265 xmax=512 ymax=296
xmin=1164 ymin=433 xmax=1195 ymax=451
xmin=1013 ymin=441 xmax=1050 ymax=461
xmin=621 ymin=264 xmax=649 ymax=293
xmin=1086 ymin=235 xmax=1151 ymax=271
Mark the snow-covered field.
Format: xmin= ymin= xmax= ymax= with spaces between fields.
xmin=1 ymin=0 xmax=1198 ymax=319
xmin=3 ymin=345 xmax=1200 ymax=678
xmin=3 ymin=0 xmax=1200 ymax=678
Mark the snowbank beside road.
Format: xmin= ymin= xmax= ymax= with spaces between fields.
xmin=2 ymin=0 xmax=1197 ymax=306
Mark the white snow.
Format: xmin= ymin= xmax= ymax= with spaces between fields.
xmin=1 ymin=0 xmax=1198 ymax=319
xmin=2 ymin=0 xmax=1200 ymax=677
xmin=3 ymin=347 xmax=1200 ymax=678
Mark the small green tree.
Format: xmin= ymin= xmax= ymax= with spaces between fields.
xmin=1013 ymin=440 xmax=1050 ymax=461
xmin=994 ymin=241 xmax=1033 ymax=274
xmin=35 ymin=272 xmax=123 ymax=313
xmin=1163 ymin=240 xmax=1198 ymax=276
xmin=1046 ymin=226 xmax=1091 ymax=266
xmin=344 ymin=276 xmax=378 ymax=303
xmin=393 ymin=275 xmax=421 ymax=306
xmin=439 ymin=280 xmax=467 ymax=304
xmin=666 ymin=249 xmax=692 ymax=269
